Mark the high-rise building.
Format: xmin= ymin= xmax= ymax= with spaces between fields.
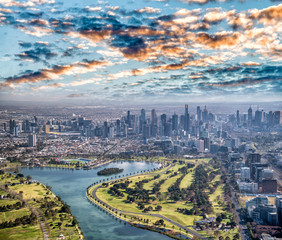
xmin=197 ymin=106 xmax=202 ymax=122
xmin=28 ymin=134 xmax=37 ymax=147
xmin=254 ymin=109 xmax=262 ymax=126
xmin=248 ymin=106 xmax=252 ymax=126
xmin=203 ymin=106 xmax=208 ymax=123
xmin=236 ymin=110 xmax=240 ymax=125
xmin=172 ymin=113 xmax=178 ymax=131
xmin=184 ymin=104 xmax=189 ymax=132
xmin=151 ymin=109 xmax=157 ymax=137
xmin=273 ymin=111 xmax=282 ymax=125
xmin=116 ymin=119 xmax=121 ymax=137
xmin=126 ymin=111 xmax=131 ymax=128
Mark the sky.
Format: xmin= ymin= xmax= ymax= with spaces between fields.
xmin=0 ymin=0 xmax=281 ymax=104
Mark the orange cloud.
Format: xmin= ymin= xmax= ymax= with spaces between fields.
xmin=0 ymin=60 xmax=107 ymax=89
xmin=195 ymin=32 xmax=240 ymax=49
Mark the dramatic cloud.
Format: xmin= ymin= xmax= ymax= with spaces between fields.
xmin=0 ymin=0 xmax=281 ymax=101
xmin=0 ymin=60 xmax=107 ymax=88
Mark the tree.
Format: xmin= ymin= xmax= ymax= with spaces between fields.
xmin=26 ymin=175 xmax=32 ymax=181
xmin=155 ymin=205 xmax=162 ymax=211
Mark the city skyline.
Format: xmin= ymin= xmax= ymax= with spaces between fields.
xmin=0 ymin=0 xmax=281 ymax=103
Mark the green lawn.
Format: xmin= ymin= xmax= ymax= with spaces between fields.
xmin=0 ymin=207 xmax=31 ymax=223
xmin=0 ymin=225 xmax=42 ymax=240
xmin=10 ymin=183 xmax=53 ymax=200
xmin=92 ymin=159 xmax=235 ymax=239
xmin=179 ymin=170 xmax=194 ymax=189
xmin=0 ymin=199 xmax=19 ymax=207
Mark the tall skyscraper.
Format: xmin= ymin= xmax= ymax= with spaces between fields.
xmin=203 ymin=106 xmax=208 ymax=123
xmin=140 ymin=109 xmax=145 ymax=122
xmin=127 ymin=111 xmax=131 ymax=128
xmin=236 ymin=110 xmax=240 ymax=125
xmin=151 ymin=109 xmax=157 ymax=137
xmin=139 ymin=109 xmax=146 ymax=133
xmin=248 ymin=106 xmax=252 ymax=126
xmin=197 ymin=106 xmax=202 ymax=122
xmin=116 ymin=119 xmax=121 ymax=137
xmin=184 ymin=104 xmax=189 ymax=132
xmin=254 ymin=109 xmax=262 ymax=126
xmin=172 ymin=113 xmax=178 ymax=131
xmin=28 ymin=134 xmax=37 ymax=147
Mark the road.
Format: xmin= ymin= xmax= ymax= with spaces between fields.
xmin=89 ymin=164 xmax=209 ymax=240
xmin=222 ymin=165 xmax=249 ymax=240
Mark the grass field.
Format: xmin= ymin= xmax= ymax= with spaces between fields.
xmin=0 ymin=207 xmax=31 ymax=223
xmin=0 ymin=173 xmax=82 ymax=240
xmin=93 ymin=159 xmax=238 ymax=239
xmin=0 ymin=225 xmax=42 ymax=240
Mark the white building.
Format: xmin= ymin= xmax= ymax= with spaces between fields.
xmin=241 ymin=167 xmax=250 ymax=180
xmin=238 ymin=181 xmax=258 ymax=193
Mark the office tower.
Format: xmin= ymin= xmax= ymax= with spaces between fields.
xmin=160 ymin=114 xmax=166 ymax=136
xmin=142 ymin=123 xmax=151 ymax=140
xmin=203 ymin=106 xmax=208 ymax=123
xmin=140 ymin=109 xmax=145 ymax=122
xmin=254 ymin=109 xmax=262 ymax=126
xmin=197 ymin=106 xmax=202 ymax=122
xmin=184 ymin=104 xmax=189 ymax=132
xmin=28 ymin=134 xmax=37 ymax=147
xmin=3 ymin=122 xmax=6 ymax=132
xmin=236 ymin=110 xmax=240 ymax=125
xmin=274 ymin=111 xmax=282 ymax=125
xmin=248 ymin=106 xmax=252 ymax=126
xmin=172 ymin=113 xmax=178 ymax=131
xmin=127 ymin=111 xmax=131 ymax=128
xmin=139 ymin=109 xmax=146 ymax=133
xmin=116 ymin=119 xmax=121 ymax=137
xmin=78 ymin=117 xmax=85 ymax=127
xmin=9 ymin=119 xmax=16 ymax=133
xmin=241 ymin=167 xmax=250 ymax=180
xmin=165 ymin=121 xmax=172 ymax=137
xmin=34 ymin=116 xmax=38 ymax=123
xmin=103 ymin=121 xmax=108 ymax=138
xmin=13 ymin=126 xmax=18 ymax=137
xmin=268 ymin=111 xmax=274 ymax=127
xmin=151 ymin=109 xmax=157 ymax=137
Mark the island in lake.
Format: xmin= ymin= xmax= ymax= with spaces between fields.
xmin=97 ymin=168 xmax=124 ymax=176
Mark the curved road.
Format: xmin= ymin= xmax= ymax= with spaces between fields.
xmin=89 ymin=165 xmax=208 ymax=240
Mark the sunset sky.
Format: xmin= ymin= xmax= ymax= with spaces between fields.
xmin=0 ymin=0 xmax=281 ymax=103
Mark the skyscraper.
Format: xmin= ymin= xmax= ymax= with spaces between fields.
xmin=28 ymin=134 xmax=37 ymax=147
xmin=248 ymin=106 xmax=252 ymax=126
xmin=172 ymin=113 xmax=178 ymax=131
xmin=197 ymin=106 xmax=202 ymax=122
xmin=151 ymin=109 xmax=157 ymax=137
xmin=139 ymin=109 xmax=146 ymax=133
xmin=184 ymin=104 xmax=189 ymax=132
xmin=236 ymin=110 xmax=240 ymax=125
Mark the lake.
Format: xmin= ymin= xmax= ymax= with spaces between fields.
xmin=20 ymin=161 xmax=171 ymax=240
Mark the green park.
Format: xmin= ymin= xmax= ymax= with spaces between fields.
xmin=88 ymin=158 xmax=240 ymax=240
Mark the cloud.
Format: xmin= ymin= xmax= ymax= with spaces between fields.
xmin=204 ymin=76 xmax=281 ymax=87
xmin=241 ymin=62 xmax=261 ymax=66
xmin=67 ymin=93 xmax=87 ymax=98
xmin=15 ymin=46 xmax=58 ymax=62
xmin=250 ymin=4 xmax=282 ymax=25
xmin=0 ymin=59 xmax=107 ymax=89
xmin=135 ymin=7 xmax=161 ymax=14
xmin=195 ymin=32 xmax=240 ymax=49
